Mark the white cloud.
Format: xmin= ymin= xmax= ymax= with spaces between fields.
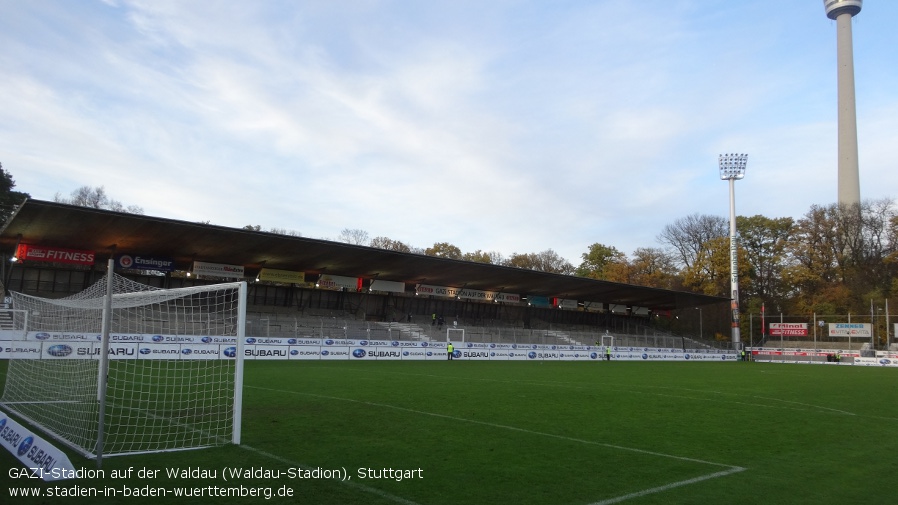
xmin=2 ymin=0 xmax=896 ymax=267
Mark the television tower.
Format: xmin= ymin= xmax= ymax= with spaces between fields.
xmin=823 ymin=0 xmax=862 ymax=207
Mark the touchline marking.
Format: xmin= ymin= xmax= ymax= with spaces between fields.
xmin=247 ymin=385 xmax=747 ymax=503
xmin=240 ymin=445 xmax=424 ymax=505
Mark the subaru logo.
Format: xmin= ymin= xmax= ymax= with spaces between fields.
xmin=18 ymin=436 xmax=34 ymax=456
xmin=489 ymin=343 xmax=496 ymax=348
xmin=421 ymin=342 xmax=428 ymax=347
xmin=880 ymin=359 xmax=892 ymax=365
xmin=288 ymin=338 xmax=297 ymax=344
xmin=392 ymin=341 xmax=400 ymax=347
xmin=152 ymin=335 xmax=164 ymax=342
xmin=246 ymin=338 xmax=256 ymax=344
xmin=528 ymin=351 xmax=537 ymax=359
xmin=320 ymin=350 xmax=329 ymax=356
xmin=223 ymin=347 xmax=236 ymax=358
xmin=685 ymin=354 xmax=691 ymax=360
xmin=325 ymin=339 xmax=334 ymax=345
xmin=35 ymin=332 xmax=51 ymax=340
xmin=467 ymin=343 xmax=473 ymax=348
xmin=590 ymin=352 xmax=598 ymax=359
xmin=139 ymin=348 xmax=151 ymax=355
xmin=531 ymin=345 xmax=537 ymax=349
xmin=359 ymin=340 xmax=368 ymax=346
xmin=512 ymin=344 xmax=517 ymax=349
xmin=202 ymin=337 xmax=212 ymax=343
xmin=181 ymin=348 xmax=193 ymax=355
xmin=642 ymin=354 xmax=648 ymax=360
xmin=0 ymin=418 xmax=6 ymax=430
xmin=426 ymin=351 xmax=433 ymax=356
xmin=403 ymin=351 xmax=409 ymax=356
xmin=352 ymin=349 xmax=367 ymax=358
xmin=47 ymin=344 xmax=72 ymax=357
xmin=290 ymin=350 xmax=298 ymax=356
xmin=453 ymin=350 xmax=461 ymax=358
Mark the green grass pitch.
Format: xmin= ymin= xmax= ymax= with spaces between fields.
xmin=2 ymin=360 xmax=896 ymax=504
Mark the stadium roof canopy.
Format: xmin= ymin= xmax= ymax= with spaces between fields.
xmin=0 ymin=199 xmax=727 ymax=311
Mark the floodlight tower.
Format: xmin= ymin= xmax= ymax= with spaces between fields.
xmin=719 ymin=153 xmax=748 ymax=350
xmin=824 ymin=0 xmax=862 ymax=207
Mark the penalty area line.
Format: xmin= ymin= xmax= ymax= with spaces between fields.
xmin=588 ymin=466 xmax=747 ymax=505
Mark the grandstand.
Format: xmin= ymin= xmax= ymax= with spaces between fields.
xmin=241 ymin=304 xmax=710 ymax=351
xmin=0 ymin=199 xmax=732 ymax=353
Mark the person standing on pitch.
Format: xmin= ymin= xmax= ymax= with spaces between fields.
xmin=447 ymin=342 xmax=454 ymax=361
xmin=605 ymin=345 xmax=611 ymax=362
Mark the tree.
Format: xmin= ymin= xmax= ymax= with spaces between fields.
xmin=657 ymin=214 xmax=727 ymax=270
xmin=782 ymin=204 xmax=842 ymax=311
xmin=783 ymin=200 xmax=898 ymax=314
xmin=243 ymin=225 xmax=263 ymax=231
xmin=269 ymin=227 xmax=301 ymax=236
xmin=338 ymin=228 xmax=369 ymax=245
xmin=506 ymin=249 xmax=574 ymax=274
xmin=575 ymin=243 xmax=627 ymax=280
xmin=0 ymin=163 xmax=30 ymax=225
xmin=54 ymin=185 xmax=144 ymax=214
xmin=425 ymin=242 xmax=462 ymax=259
xmin=370 ymin=236 xmax=412 ymax=252
xmin=682 ymin=236 xmax=752 ymax=298
xmin=628 ymin=247 xmax=680 ymax=289
xmin=462 ymin=250 xmax=504 ymax=264
xmin=736 ymin=215 xmax=794 ymax=305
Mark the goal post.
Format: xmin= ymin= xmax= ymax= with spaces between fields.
xmin=0 ymin=273 xmax=247 ymax=460
xmin=446 ymin=327 xmax=465 ymax=343
xmin=601 ymin=335 xmax=614 ymax=348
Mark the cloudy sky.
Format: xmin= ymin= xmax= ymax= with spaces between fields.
xmin=2 ymin=0 xmax=896 ymax=266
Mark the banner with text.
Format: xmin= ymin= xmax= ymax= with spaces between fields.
xmin=1 ymin=334 xmax=738 ymax=363
xmin=828 ymin=323 xmax=872 ymax=338
xmin=769 ymin=323 xmax=809 ymax=336
xmin=192 ymin=261 xmax=244 ymax=279
xmin=15 ymin=244 xmax=95 ymax=266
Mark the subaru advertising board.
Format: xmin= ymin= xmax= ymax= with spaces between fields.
xmin=0 ymin=338 xmax=743 ymax=362
xmin=244 ymin=345 xmax=291 ymax=360
xmin=178 ymin=344 xmax=221 ymax=360
xmin=318 ymin=347 xmax=351 ymax=360
xmin=0 ymin=342 xmax=42 ymax=359
xmin=138 ymin=343 xmax=182 ymax=360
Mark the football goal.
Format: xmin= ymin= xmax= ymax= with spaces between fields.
xmin=0 ymin=273 xmax=246 ymax=461
xmin=447 ymin=327 xmax=465 ymax=343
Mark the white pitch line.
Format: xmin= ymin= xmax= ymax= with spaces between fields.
xmin=240 ymin=444 xmax=424 ymax=505
xmin=247 ymin=385 xmax=746 ymax=503
xmin=588 ymin=467 xmax=746 ymax=505
xmin=751 ymin=396 xmax=858 ymax=416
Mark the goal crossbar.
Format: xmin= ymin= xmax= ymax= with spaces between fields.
xmin=0 ymin=273 xmax=247 ymax=461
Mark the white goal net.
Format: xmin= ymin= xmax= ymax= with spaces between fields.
xmin=0 ymin=274 xmax=246 ymax=460
xmin=446 ymin=327 xmax=465 ymax=343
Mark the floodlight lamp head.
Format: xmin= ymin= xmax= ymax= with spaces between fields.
xmin=718 ymin=153 xmax=748 ymax=180
xmin=823 ymin=0 xmax=862 ymax=20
